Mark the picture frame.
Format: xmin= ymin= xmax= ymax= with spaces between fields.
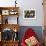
xmin=2 ymin=10 xmax=9 ymax=15
xmin=23 ymin=9 xmax=36 ymax=19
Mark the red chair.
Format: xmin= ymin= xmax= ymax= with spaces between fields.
xmin=21 ymin=28 xmax=41 ymax=46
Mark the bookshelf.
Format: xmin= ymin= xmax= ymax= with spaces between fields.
xmin=0 ymin=7 xmax=20 ymax=46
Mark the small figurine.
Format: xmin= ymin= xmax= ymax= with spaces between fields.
xmin=15 ymin=0 xmax=17 ymax=7
xmin=5 ymin=18 xmax=8 ymax=24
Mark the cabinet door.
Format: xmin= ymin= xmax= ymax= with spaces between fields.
xmin=2 ymin=10 xmax=9 ymax=15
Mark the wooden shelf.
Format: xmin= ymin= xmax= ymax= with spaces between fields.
xmin=0 ymin=7 xmax=20 ymax=46
xmin=0 ymin=7 xmax=19 ymax=10
xmin=2 ymin=40 xmax=19 ymax=42
xmin=0 ymin=24 xmax=20 ymax=32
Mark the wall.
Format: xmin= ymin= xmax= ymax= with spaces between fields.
xmin=0 ymin=0 xmax=44 ymax=26
xmin=18 ymin=0 xmax=44 ymax=26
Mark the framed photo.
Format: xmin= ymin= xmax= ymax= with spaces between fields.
xmin=2 ymin=10 xmax=9 ymax=15
xmin=23 ymin=9 xmax=36 ymax=19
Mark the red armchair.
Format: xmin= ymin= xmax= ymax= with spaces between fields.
xmin=21 ymin=28 xmax=41 ymax=46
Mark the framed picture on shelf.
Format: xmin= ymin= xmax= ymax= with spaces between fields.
xmin=2 ymin=10 xmax=9 ymax=15
xmin=23 ymin=9 xmax=36 ymax=19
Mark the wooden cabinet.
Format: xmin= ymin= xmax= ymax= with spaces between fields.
xmin=0 ymin=7 xmax=20 ymax=46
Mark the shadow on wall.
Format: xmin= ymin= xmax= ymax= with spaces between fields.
xmin=18 ymin=26 xmax=43 ymax=44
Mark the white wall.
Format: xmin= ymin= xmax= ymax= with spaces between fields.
xmin=0 ymin=0 xmax=44 ymax=26
xmin=0 ymin=0 xmax=15 ymax=7
xmin=18 ymin=0 xmax=44 ymax=26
